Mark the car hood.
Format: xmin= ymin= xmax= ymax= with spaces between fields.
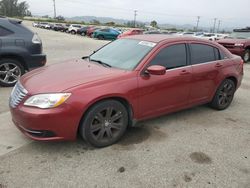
xmin=20 ymin=59 xmax=126 ymax=94
xmin=218 ymin=38 xmax=248 ymax=44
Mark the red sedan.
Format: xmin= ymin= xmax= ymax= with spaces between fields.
xmin=9 ymin=35 xmax=244 ymax=147
xmin=117 ymin=29 xmax=144 ymax=39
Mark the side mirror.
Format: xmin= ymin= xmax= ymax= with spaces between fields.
xmin=146 ymin=65 xmax=166 ymax=75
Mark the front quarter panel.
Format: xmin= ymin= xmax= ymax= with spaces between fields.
xmin=65 ymin=72 xmax=139 ymax=134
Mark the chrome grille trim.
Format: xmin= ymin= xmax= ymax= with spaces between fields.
xmin=9 ymin=81 xmax=28 ymax=108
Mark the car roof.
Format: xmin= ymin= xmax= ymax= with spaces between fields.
xmin=125 ymin=34 xmax=218 ymax=44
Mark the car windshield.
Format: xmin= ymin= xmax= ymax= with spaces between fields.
xmin=89 ymin=39 xmax=156 ymax=70
xmin=227 ymin=32 xmax=250 ymax=39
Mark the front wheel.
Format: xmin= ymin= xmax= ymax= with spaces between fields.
xmin=210 ymin=79 xmax=236 ymax=110
xmin=80 ymin=100 xmax=128 ymax=147
xmin=243 ymin=49 xmax=250 ymax=63
xmin=0 ymin=59 xmax=24 ymax=87
xmin=71 ymin=30 xmax=76 ymax=35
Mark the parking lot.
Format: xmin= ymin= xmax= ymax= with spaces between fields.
xmin=0 ymin=21 xmax=250 ymax=188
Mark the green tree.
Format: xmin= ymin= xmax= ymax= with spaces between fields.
xmin=105 ymin=22 xmax=115 ymax=26
xmin=0 ymin=0 xmax=31 ymax=17
xmin=150 ymin=20 xmax=158 ymax=28
xmin=91 ymin=19 xmax=100 ymax=25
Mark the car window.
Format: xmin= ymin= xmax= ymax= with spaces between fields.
xmin=149 ymin=44 xmax=187 ymax=69
xmin=190 ymin=44 xmax=218 ymax=65
xmin=101 ymin=29 xmax=110 ymax=32
xmin=90 ymin=39 xmax=155 ymax=70
xmin=0 ymin=26 xmax=14 ymax=36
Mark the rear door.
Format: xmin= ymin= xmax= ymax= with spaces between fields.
xmin=138 ymin=43 xmax=193 ymax=119
xmin=188 ymin=43 xmax=223 ymax=104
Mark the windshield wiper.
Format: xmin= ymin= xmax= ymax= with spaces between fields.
xmin=90 ymin=59 xmax=112 ymax=68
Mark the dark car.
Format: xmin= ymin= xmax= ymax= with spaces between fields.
xmin=86 ymin=27 xmax=101 ymax=37
xmin=9 ymin=35 xmax=243 ymax=147
xmin=218 ymin=28 xmax=250 ymax=63
xmin=144 ymin=30 xmax=162 ymax=34
xmin=52 ymin=24 xmax=66 ymax=32
xmin=0 ymin=17 xmax=46 ymax=87
xmin=77 ymin=26 xmax=91 ymax=36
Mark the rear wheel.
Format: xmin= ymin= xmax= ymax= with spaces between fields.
xmin=80 ymin=100 xmax=128 ymax=147
xmin=97 ymin=35 xmax=105 ymax=40
xmin=210 ymin=79 xmax=236 ymax=110
xmin=0 ymin=59 xmax=24 ymax=87
xmin=243 ymin=49 xmax=250 ymax=63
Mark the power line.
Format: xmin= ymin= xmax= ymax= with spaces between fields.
xmin=196 ymin=16 xmax=200 ymax=31
xmin=213 ymin=18 xmax=217 ymax=33
xmin=134 ymin=10 xmax=137 ymax=28
xmin=217 ymin=20 xmax=221 ymax=33
xmin=53 ymin=0 xmax=57 ymax=18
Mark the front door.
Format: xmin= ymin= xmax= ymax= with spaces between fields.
xmin=138 ymin=43 xmax=192 ymax=119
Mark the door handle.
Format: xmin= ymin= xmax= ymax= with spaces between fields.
xmin=215 ymin=63 xmax=223 ymax=67
xmin=180 ymin=70 xmax=190 ymax=75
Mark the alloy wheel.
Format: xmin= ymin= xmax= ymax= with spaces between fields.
xmin=218 ymin=82 xmax=235 ymax=107
xmin=0 ymin=63 xmax=21 ymax=85
xmin=90 ymin=107 xmax=124 ymax=143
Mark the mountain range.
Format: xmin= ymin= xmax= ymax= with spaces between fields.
xmin=66 ymin=16 xmax=234 ymax=32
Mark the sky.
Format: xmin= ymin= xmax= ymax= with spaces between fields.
xmin=25 ymin=0 xmax=250 ymax=29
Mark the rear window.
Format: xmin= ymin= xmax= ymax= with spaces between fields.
xmin=190 ymin=44 xmax=219 ymax=65
xmin=0 ymin=26 xmax=14 ymax=36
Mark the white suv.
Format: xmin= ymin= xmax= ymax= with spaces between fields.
xmin=68 ymin=24 xmax=82 ymax=34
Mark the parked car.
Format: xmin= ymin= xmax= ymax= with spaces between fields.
xmin=178 ymin=32 xmax=196 ymax=36
xmin=218 ymin=28 xmax=250 ymax=62
xmin=0 ymin=17 xmax=46 ymax=87
xmin=52 ymin=24 xmax=66 ymax=32
xmin=86 ymin=27 xmax=101 ymax=37
xmin=9 ymin=35 xmax=243 ymax=147
xmin=117 ymin=29 xmax=143 ymax=39
xmin=92 ymin=28 xmax=121 ymax=40
xmin=32 ymin=22 xmax=39 ymax=27
xmin=77 ymin=26 xmax=91 ymax=36
xmin=64 ymin=24 xmax=71 ymax=33
xmin=39 ymin=22 xmax=51 ymax=29
xmin=199 ymin=33 xmax=217 ymax=41
xmin=144 ymin=30 xmax=161 ymax=34
xmin=68 ymin=24 xmax=82 ymax=34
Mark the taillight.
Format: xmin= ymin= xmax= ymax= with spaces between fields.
xmin=239 ymin=59 xmax=244 ymax=74
xmin=32 ymin=33 xmax=42 ymax=44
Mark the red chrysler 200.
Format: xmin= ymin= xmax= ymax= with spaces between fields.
xmin=9 ymin=35 xmax=244 ymax=147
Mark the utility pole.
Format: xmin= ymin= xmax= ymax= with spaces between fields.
xmin=217 ymin=20 xmax=221 ymax=33
xmin=53 ymin=0 xmax=57 ymax=19
xmin=134 ymin=10 xmax=137 ymax=28
xmin=213 ymin=18 xmax=217 ymax=33
xmin=196 ymin=16 xmax=200 ymax=31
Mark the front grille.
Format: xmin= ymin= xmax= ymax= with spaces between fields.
xmin=9 ymin=81 xmax=28 ymax=108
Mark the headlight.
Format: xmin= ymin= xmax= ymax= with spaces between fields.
xmin=24 ymin=93 xmax=71 ymax=109
xmin=234 ymin=43 xmax=244 ymax=47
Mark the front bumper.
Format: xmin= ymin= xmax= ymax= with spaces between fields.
xmin=10 ymin=103 xmax=81 ymax=141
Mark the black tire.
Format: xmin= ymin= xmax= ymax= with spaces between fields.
xmin=0 ymin=59 xmax=25 ymax=87
xmin=243 ymin=49 xmax=250 ymax=63
xmin=210 ymin=79 xmax=236 ymax=110
xmin=71 ymin=30 xmax=76 ymax=35
xmin=97 ymin=35 xmax=105 ymax=40
xmin=80 ymin=100 xmax=128 ymax=147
